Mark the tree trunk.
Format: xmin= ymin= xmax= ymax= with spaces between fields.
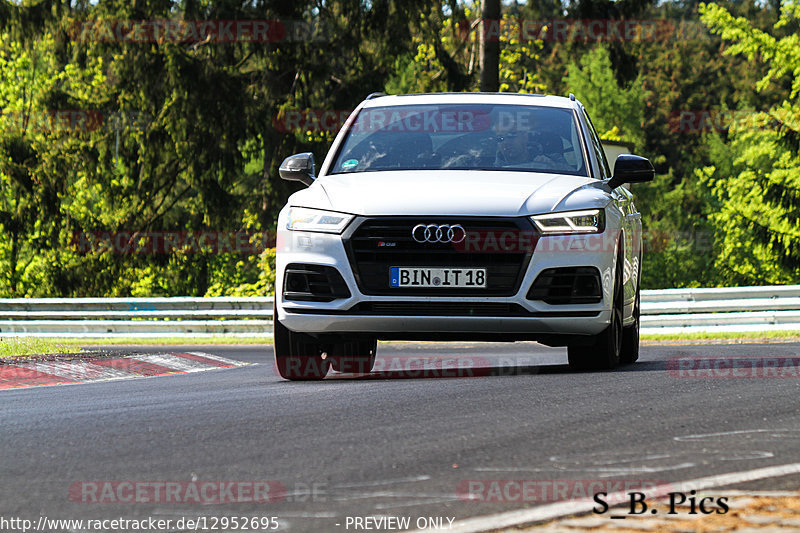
xmin=479 ymin=0 xmax=501 ymax=92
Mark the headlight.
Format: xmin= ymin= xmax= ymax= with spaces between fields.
xmin=286 ymin=207 xmax=355 ymax=234
xmin=531 ymin=209 xmax=605 ymax=234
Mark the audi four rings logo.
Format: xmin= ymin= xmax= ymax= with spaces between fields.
xmin=412 ymin=224 xmax=467 ymax=244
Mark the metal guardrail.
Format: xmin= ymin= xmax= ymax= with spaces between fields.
xmin=640 ymin=285 xmax=800 ymax=334
xmin=0 ymin=297 xmax=275 ymax=337
xmin=1 ymin=286 xmax=799 ymax=337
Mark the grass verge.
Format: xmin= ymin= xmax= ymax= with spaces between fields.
xmin=641 ymin=329 xmax=800 ymax=343
xmin=0 ymin=337 xmax=76 ymax=358
xmin=3 ymin=330 xmax=800 ymax=352
xmin=52 ymin=336 xmax=274 ymax=347
xmin=72 ymin=329 xmax=800 ymax=346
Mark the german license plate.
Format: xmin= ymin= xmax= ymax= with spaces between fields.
xmin=390 ymin=267 xmax=486 ymax=288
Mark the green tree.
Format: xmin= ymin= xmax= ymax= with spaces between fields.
xmin=697 ymin=1 xmax=800 ymax=284
xmin=566 ymin=45 xmax=645 ymax=148
xmin=0 ymin=0 xmax=447 ymax=297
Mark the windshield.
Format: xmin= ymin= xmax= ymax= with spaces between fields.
xmin=330 ymin=103 xmax=587 ymax=176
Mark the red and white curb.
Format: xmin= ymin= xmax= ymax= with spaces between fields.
xmin=0 ymin=352 xmax=247 ymax=390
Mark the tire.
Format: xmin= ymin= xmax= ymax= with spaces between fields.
xmin=328 ymin=338 xmax=378 ymax=374
xmin=567 ymin=253 xmax=623 ymax=371
xmin=273 ymin=303 xmax=330 ymax=380
xmin=620 ymin=281 xmax=640 ymax=365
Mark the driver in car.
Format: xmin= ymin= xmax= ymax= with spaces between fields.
xmin=494 ymin=112 xmax=567 ymax=171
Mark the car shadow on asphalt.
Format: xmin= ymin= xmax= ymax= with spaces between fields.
xmin=323 ymin=359 xmax=668 ymax=380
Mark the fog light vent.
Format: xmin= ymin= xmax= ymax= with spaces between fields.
xmin=527 ymin=266 xmax=602 ymax=304
xmin=283 ymin=264 xmax=351 ymax=302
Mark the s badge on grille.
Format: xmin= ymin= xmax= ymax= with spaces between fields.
xmin=378 ymin=241 xmax=397 ymax=247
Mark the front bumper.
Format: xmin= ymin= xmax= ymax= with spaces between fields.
xmin=275 ymin=220 xmax=619 ymax=340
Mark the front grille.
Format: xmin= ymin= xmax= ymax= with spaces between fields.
xmin=527 ymin=266 xmax=602 ymax=304
xmin=343 ymin=217 xmax=536 ymax=296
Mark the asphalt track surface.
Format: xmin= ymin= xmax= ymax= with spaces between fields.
xmin=2 ymin=341 xmax=800 ymax=532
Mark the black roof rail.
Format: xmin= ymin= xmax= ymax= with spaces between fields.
xmin=365 ymin=92 xmax=386 ymax=100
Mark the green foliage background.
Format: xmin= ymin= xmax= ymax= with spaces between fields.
xmin=0 ymin=0 xmax=798 ymax=296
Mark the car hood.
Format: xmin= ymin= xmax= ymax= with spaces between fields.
xmin=289 ymin=170 xmax=611 ymax=216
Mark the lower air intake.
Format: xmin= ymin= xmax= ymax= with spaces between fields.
xmin=283 ymin=264 xmax=351 ymax=302
xmin=527 ymin=266 xmax=602 ymax=305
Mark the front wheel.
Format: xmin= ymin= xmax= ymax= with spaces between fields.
xmin=567 ymin=254 xmax=623 ymax=371
xmin=273 ymin=303 xmax=330 ymax=380
xmin=620 ymin=284 xmax=640 ymax=365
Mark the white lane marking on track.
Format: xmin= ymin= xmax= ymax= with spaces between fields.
xmin=374 ymin=496 xmax=463 ymax=509
xmin=705 ymin=489 xmax=800 ymax=497
xmin=720 ymin=450 xmax=775 ymax=460
xmin=332 ymin=491 xmax=460 ymax=502
xmin=472 ymin=449 xmax=775 ymax=476
xmin=186 ymin=351 xmax=247 ymax=366
xmin=130 ymin=353 xmax=210 ymax=372
xmin=675 ymin=429 xmax=800 ymax=441
xmin=584 ymin=463 xmax=697 ymax=476
xmin=29 ymin=361 xmax=137 ymax=381
xmin=429 ymin=461 xmax=800 ymax=533
xmin=273 ymin=512 xmax=337 ymax=518
xmin=330 ymin=475 xmax=431 ymax=489
xmin=472 ymin=463 xmax=698 ymax=475
xmin=549 ymin=452 xmax=676 ymax=465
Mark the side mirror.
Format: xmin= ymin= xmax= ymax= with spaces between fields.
xmin=279 ymin=152 xmax=315 ymax=187
xmin=607 ymin=154 xmax=654 ymax=190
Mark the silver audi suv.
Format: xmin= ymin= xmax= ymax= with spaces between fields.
xmin=274 ymin=92 xmax=654 ymax=380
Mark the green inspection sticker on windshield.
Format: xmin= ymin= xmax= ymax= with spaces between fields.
xmin=341 ymin=159 xmax=359 ymax=170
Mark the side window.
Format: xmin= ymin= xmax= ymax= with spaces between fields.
xmin=581 ymin=108 xmax=612 ymax=180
